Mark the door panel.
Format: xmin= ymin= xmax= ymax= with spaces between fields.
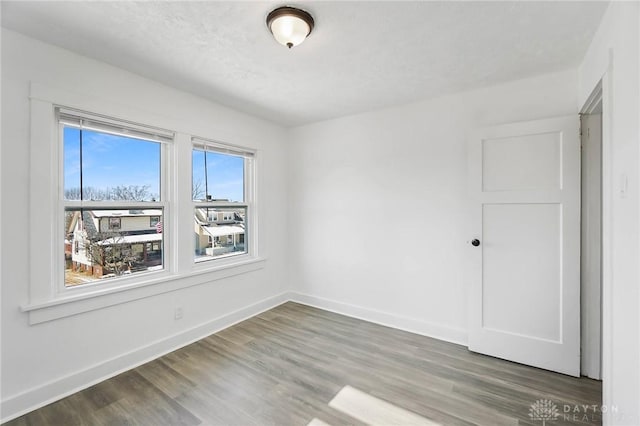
xmin=468 ymin=116 xmax=580 ymax=376
xmin=482 ymin=203 xmax=561 ymax=342
xmin=482 ymin=132 xmax=562 ymax=191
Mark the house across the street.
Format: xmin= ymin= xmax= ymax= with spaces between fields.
xmin=66 ymin=209 xmax=163 ymax=281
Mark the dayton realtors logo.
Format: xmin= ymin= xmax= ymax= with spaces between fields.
xmin=529 ymin=399 xmax=613 ymax=424
xmin=529 ymin=399 xmax=560 ymax=425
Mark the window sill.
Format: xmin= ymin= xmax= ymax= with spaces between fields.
xmin=21 ymin=257 xmax=266 ymax=325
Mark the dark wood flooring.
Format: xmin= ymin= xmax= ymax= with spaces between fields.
xmin=4 ymin=302 xmax=601 ymax=425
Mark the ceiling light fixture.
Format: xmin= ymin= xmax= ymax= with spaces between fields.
xmin=266 ymin=6 xmax=314 ymax=49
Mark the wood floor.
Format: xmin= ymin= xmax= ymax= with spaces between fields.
xmin=5 ymin=302 xmax=601 ymax=426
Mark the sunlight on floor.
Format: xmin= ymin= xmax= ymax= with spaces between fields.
xmin=308 ymin=385 xmax=442 ymax=426
xmin=307 ymin=418 xmax=332 ymax=426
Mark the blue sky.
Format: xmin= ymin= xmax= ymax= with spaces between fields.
xmin=64 ymin=127 xmax=244 ymax=202
xmin=64 ymin=127 xmax=160 ymax=200
xmin=192 ymin=149 xmax=244 ymax=202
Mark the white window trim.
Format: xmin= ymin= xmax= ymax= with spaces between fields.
xmin=23 ymin=82 xmax=264 ymax=325
xmin=191 ymin=137 xmax=257 ymax=268
xmin=57 ymin=108 xmax=172 ymax=295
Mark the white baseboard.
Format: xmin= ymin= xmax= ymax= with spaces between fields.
xmin=1 ymin=290 xmax=468 ymax=423
xmin=290 ymin=292 xmax=468 ymax=347
xmin=0 ymin=291 xmax=291 ymax=423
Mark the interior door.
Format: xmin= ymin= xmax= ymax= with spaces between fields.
xmin=468 ymin=115 xmax=581 ymax=377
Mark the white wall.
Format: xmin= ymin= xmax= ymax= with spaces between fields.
xmin=3 ymin=6 xmax=639 ymax=423
xmin=578 ymin=2 xmax=640 ymax=425
xmin=287 ymin=69 xmax=579 ymax=344
xmin=0 ymin=29 xmax=289 ymax=420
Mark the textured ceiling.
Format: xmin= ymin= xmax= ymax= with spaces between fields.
xmin=1 ymin=1 xmax=608 ymax=127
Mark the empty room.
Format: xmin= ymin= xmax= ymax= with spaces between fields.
xmin=1 ymin=1 xmax=639 ymax=425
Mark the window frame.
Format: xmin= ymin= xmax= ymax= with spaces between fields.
xmin=23 ymin=83 xmax=264 ymax=325
xmin=57 ymin=108 xmax=172 ymax=293
xmin=191 ymin=138 xmax=257 ymax=268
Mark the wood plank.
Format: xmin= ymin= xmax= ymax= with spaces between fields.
xmin=3 ymin=302 xmax=602 ymax=426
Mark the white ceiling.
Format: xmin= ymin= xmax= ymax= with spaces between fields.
xmin=1 ymin=1 xmax=608 ymax=127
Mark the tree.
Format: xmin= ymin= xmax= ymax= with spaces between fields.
xmin=64 ymin=185 xmax=155 ymax=201
xmin=64 ymin=187 xmax=83 ymax=200
xmin=192 ymin=179 xmax=205 ymax=200
xmin=87 ymin=232 xmax=138 ymax=276
xmin=107 ymin=185 xmax=153 ymax=201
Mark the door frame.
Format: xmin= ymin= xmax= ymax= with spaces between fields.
xmin=580 ymin=87 xmax=603 ymax=380
xmin=581 ymin=70 xmax=613 ymax=419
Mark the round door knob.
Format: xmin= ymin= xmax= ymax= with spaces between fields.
xmin=471 ymin=239 xmax=480 ymax=247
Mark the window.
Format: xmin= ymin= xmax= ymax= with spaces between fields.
xmin=25 ymin=85 xmax=264 ymax=323
xmin=108 ymin=217 xmax=122 ymax=230
xmin=60 ymin=109 xmax=171 ymax=287
xmin=192 ymin=139 xmax=254 ymax=263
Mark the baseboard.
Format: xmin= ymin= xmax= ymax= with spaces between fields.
xmin=0 ymin=291 xmax=292 ymax=423
xmin=290 ymin=292 xmax=468 ymax=347
xmin=1 ymin=290 xmax=467 ymax=423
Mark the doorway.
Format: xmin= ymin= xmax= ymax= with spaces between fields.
xmin=580 ymin=91 xmax=603 ymax=380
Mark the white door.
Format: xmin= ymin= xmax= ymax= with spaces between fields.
xmin=468 ymin=115 xmax=581 ymax=377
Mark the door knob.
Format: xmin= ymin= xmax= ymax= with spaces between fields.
xmin=471 ymin=239 xmax=480 ymax=247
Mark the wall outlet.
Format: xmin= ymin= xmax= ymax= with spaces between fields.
xmin=174 ymin=307 xmax=183 ymax=320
